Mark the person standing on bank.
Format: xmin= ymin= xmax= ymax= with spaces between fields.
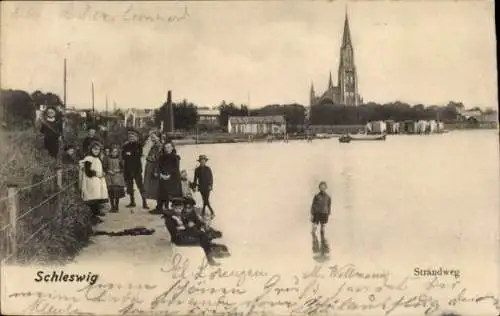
xmin=82 ymin=125 xmax=100 ymax=157
xmin=80 ymin=141 xmax=109 ymax=224
xmin=154 ymin=141 xmax=181 ymax=214
xmin=40 ymin=106 xmax=63 ymax=158
xmin=143 ymin=131 xmax=163 ymax=212
xmin=122 ymin=128 xmax=148 ymax=209
xmin=105 ymin=144 xmax=126 ymax=212
xmin=194 ymin=155 xmax=215 ymax=219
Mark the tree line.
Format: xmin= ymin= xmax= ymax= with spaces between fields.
xmin=1 ymin=88 xmax=496 ymax=132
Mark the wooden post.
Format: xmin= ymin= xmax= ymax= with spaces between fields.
xmin=56 ymin=168 xmax=63 ymax=189
xmin=6 ymin=184 xmax=19 ymax=260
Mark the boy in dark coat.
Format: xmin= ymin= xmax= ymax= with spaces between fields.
xmin=122 ymin=129 xmax=148 ymax=209
xmin=311 ymin=181 xmax=332 ymax=254
xmin=193 ymin=154 xmax=215 ymax=218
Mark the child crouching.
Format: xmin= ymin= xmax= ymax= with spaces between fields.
xmin=80 ymin=141 xmax=109 ymax=224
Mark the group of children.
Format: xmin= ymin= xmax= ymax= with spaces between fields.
xmin=56 ymin=126 xmax=217 ymax=226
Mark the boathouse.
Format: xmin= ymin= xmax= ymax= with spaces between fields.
xmin=227 ymin=115 xmax=286 ymax=135
xmin=196 ymin=108 xmax=220 ymax=127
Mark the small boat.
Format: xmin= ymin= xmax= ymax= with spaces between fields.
xmin=338 ymin=134 xmax=387 ymax=143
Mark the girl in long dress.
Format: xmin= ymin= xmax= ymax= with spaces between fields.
xmin=80 ymin=141 xmax=109 ymax=224
xmin=144 ymin=132 xmax=163 ymax=214
xmin=155 ymin=141 xmax=181 ymax=213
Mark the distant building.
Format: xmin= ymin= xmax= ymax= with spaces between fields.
xmin=197 ymin=108 xmax=220 ymax=126
xmin=124 ymin=108 xmax=155 ymax=128
xmin=227 ymin=116 xmax=286 ymax=135
xmin=458 ymin=109 xmax=498 ymax=128
xmin=310 ymin=11 xmax=363 ymax=107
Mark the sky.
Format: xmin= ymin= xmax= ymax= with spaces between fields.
xmin=1 ymin=1 xmax=497 ymax=110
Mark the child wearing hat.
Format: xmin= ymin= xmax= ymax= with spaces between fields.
xmin=310 ymin=181 xmax=332 ymax=254
xmin=163 ymin=197 xmax=220 ymax=266
xmin=193 ymin=154 xmax=215 ymax=219
xmin=122 ymin=128 xmax=148 ymax=209
xmin=80 ymin=141 xmax=109 ymax=224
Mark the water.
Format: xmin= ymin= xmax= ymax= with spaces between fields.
xmin=175 ymin=130 xmax=499 ymax=274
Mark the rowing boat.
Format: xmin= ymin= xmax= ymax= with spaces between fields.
xmin=338 ymin=134 xmax=387 ymax=143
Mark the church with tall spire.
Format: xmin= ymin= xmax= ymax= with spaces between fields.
xmin=310 ymin=11 xmax=363 ymax=107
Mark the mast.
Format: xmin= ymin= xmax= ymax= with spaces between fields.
xmin=91 ymin=82 xmax=95 ymax=122
xmin=63 ymin=58 xmax=67 ymax=106
xmin=105 ymin=94 xmax=109 ymax=128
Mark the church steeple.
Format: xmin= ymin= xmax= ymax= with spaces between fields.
xmin=342 ymin=9 xmax=352 ymax=47
xmin=328 ymin=72 xmax=334 ymax=88
xmin=310 ymin=82 xmax=316 ymax=106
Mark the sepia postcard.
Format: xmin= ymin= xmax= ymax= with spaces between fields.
xmin=0 ymin=1 xmax=498 ymax=315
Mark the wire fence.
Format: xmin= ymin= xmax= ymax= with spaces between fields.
xmin=0 ymin=164 xmax=86 ymax=264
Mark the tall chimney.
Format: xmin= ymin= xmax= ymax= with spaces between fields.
xmin=164 ymin=90 xmax=174 ymax=133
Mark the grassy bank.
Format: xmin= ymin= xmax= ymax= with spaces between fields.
xmin=0 ymin=129 xmax=93 ymax=265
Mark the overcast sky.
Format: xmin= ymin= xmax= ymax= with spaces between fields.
xmin=1 ymin=1 xmax=497 ymax=110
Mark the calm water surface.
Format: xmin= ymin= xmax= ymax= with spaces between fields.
xmin=177 ymin=130 xmax=499 ymax=275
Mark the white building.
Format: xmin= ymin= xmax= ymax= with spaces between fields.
xmin=197 ymin=108 xmax=220 ymax=126
xmin=227 ymin=116 xmax=286 ymax=135
xmin=124 ymin=109 xmax=155 ymax=128
xmin=367 ymin=120 xmax=387 ymax=134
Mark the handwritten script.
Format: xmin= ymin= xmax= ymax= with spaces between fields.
xmin=8 ymin=3 xmax=190 ymax=25
xmin=6 ymin=255 xmax=500 ymax=315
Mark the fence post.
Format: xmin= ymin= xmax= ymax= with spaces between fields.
xmin=6 ymin=184 xmax=19 ymax=260
xmin=56 ymin=168 xmax=63 ymax=189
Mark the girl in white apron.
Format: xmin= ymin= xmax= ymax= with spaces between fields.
xmin=80 ymin=141 xmax=109 ymax=224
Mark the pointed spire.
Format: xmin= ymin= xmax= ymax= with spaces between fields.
xmin=328 ymin=72 xmax=334 ymax=88
xmin=342 ymin=8 xmax=352 ymax=47
xmin=310 ymin=81 xmax=315 ymax=93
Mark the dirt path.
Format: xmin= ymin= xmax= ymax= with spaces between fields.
xmin=74 ymin=197 xmax=178 ymax=266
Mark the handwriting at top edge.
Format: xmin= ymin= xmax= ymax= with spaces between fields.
xmin=60 ymin=4 xmax=190 ymax=24
xmin=10 ymin=3 xmax=190 ymax=24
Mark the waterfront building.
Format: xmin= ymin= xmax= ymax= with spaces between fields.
xmin=227 ymin=116 xmax=286 ymax=135
xmin=196 ymin=108 xmax=220 ymax=127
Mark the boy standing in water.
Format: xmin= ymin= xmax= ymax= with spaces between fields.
xmin=193 ymin=155 xmax=215 ymax=219
xmin=311 ymin=181 xmax=331 ymax=254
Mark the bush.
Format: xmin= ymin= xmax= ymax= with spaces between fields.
xmin=0 ymin=129 xmax=93 ymax=265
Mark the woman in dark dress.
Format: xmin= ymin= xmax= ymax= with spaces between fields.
xmin=143 ymin=132 xmax=163 ymax=212
xmin=154 ymin=141 xmax=181 ymax=213
xmin=40 ymin=106 xmax=63 ymax=158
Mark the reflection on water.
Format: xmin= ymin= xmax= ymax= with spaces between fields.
xmin=176 ymin=130 xmax=499 ymax=268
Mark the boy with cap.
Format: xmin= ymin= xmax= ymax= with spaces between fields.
xmin=122 ymin=128 xmax=148 ymax=209
xmin=311 ymin=181 xmax=332 ymax=254
xmin=193 ymin=154 xmax=215 ymax=219
xmin=163 ymin=197 xmax=220 ymax=265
